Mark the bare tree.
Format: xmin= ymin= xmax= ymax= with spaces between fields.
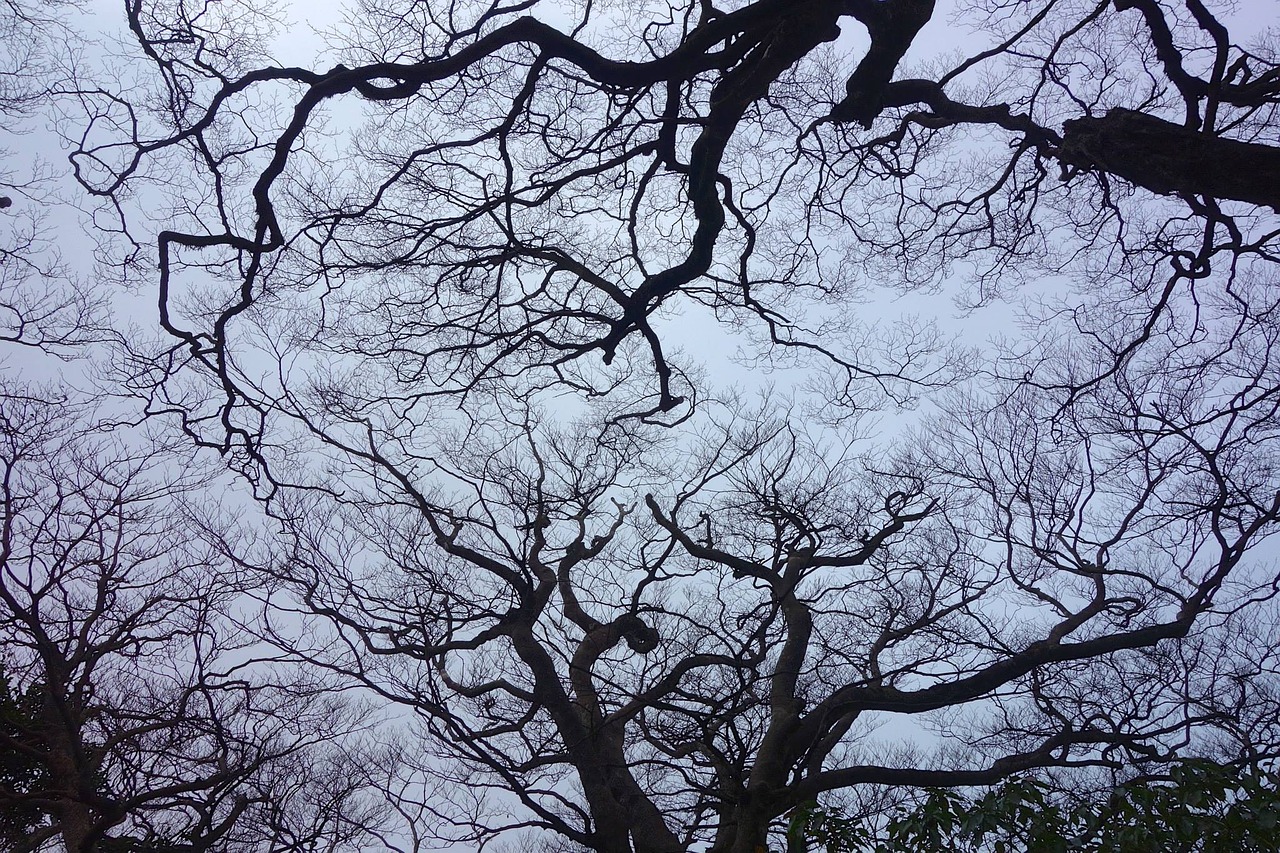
xmin=0 ymin=382 xmax=396 ymax=853
xmin=221 ymin=362 xmax=1280 ymax=852
xmin=51 ymin=0 xmax=1280 ymax=850
xmin=0 ymin=4 xmax=409 ymax=848
xmin=66 ymin=0 xmax=1280 ymax=424
xmin=0 ymin=0 xmax=109 ymax=355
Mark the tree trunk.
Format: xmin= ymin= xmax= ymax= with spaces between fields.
xmin=1058 ymin=108 xmax=1280 ymax=210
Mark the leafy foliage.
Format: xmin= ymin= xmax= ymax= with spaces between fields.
xmin=0 ymin=665 xmax=49 ymax=848
xmin=790 ymin=760 xmax=1280 ymax=853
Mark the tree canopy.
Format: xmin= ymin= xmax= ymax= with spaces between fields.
xmin=3 ymin=0 xmax=1280 ymax=850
